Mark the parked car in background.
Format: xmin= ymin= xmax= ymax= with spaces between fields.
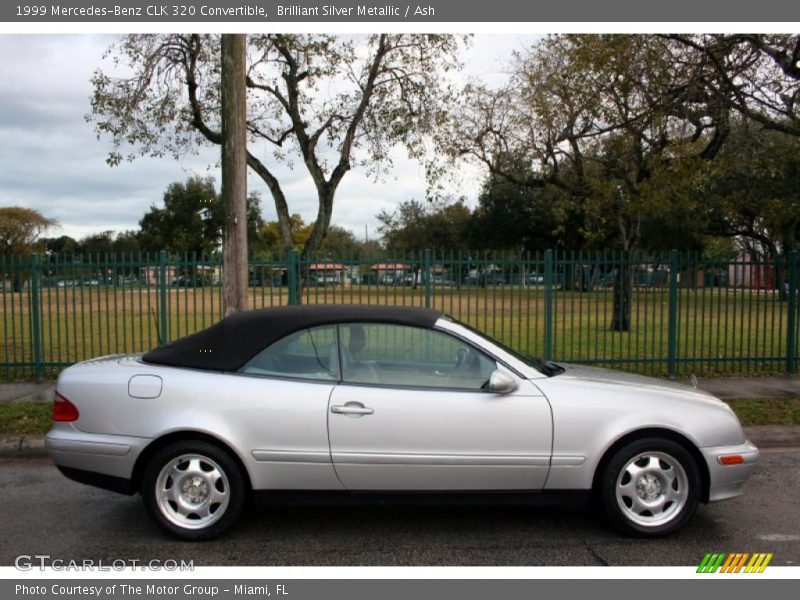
xmin=483 ymin=273 xmax=505 ymax=286
xmin=313 ymin=274 xmax=340 ymax=287
xmin=172 ymin=276 xmax=206 ymax=288
xmin=431 ymin=275 xmax=455 ymax=287
xmin=47 ymin=305 xmax=758 ymax=540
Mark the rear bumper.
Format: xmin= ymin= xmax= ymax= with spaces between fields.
xmin=45 ymin=423 xmax=150 ymax=493
xmin=702 ymin=440 xmax=759 ymax=502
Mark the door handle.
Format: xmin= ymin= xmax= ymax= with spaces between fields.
xmin=331 ymin=403 xmax=374 ymax=416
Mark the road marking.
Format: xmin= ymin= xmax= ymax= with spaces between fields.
xmin=758 ymin=534 xmax=800 ymax=542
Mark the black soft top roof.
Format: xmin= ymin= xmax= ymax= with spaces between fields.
xmin=141 ymin=304 xmax=443 ymax=371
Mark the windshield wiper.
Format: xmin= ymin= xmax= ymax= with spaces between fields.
xmin=532 ymin=358 xmax=565 ymax=376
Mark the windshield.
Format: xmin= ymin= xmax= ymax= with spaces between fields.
xmin=450 ymin=318 xmax=565 ymax=377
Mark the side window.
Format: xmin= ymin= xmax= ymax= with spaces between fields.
xmin=240 ymin=325 xmax=338 ymax=381
xmin=339 ymin=323 xmax=497 ymax=390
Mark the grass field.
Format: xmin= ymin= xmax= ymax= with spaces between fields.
xmin=0 ymin=402 xmax=51 ymax=435
xmin=2 ymin=398 xmax=798 ymax=435
xmin=1 ymin=282 xmax=798 ymax=381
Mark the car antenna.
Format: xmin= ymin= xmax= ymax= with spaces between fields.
xmin=151 ymin=306 xmax=163 ymax=346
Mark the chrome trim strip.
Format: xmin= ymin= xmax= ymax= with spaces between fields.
xmin=251 ymin=449 xmax=331 ymax=463
xmin=331 ymin=452 xmax=551 ymax=466
xmin=550 ymin=455 xmax=586 ymax=466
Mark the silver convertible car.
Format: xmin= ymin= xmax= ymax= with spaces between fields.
xmin=46 ymin=305 xmax=758 ymax=540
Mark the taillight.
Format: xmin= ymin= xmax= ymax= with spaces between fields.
xmin=53 ymin=391 xmax=79 ymax=422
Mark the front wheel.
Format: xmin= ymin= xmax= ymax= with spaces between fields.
xmin=142 ymin=441 xmax=246 ymax=540
xmin=598 ymin=437 xmax=701 ymax=537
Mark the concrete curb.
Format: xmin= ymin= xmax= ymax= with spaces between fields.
xmin=2 ymin=427 xmax=798 ymax=460
xmin=741 ymin=426 xmax=800 ymax=449
xmin=0 ymin=434 xmax=46 ymax=458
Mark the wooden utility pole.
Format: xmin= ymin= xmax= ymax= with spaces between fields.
xmin=221 ymin=34 xmax=248 ymax=315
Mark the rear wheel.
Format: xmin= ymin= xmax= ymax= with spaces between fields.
xmin=142 ymin=441 xmax=246 ymax=540
xmin=598 ymin=437 xmax=700 ymax=537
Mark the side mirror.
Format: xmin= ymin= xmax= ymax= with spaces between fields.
xmin=486 ymin=369 xmax=518 ymax=394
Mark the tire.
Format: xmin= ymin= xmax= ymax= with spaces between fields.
xmin=598 ymin=437 xmax=701 ymax=537
xmin=142 ymin=440 xmax=246 ymax=541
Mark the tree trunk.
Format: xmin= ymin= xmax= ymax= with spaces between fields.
xmin=303 ymin=186 xmax=336 ymax=258
xmin=245 ymin=155 xmax=295 ymax=254
xmin=611 ymin=253 xmax=632 ymax=332
xmin=221 ymin=34 xmax=248 ymax=316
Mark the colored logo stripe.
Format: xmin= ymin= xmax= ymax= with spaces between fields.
xmin=745 ymin=553 xmax=773 ymax=573
xmin=697 ymin=553 xmax=726 ymax=573
xmin=697 ymin=552 xmax=772 ymax=573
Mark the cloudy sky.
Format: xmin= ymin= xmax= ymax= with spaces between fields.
xmin=0 ymin=34 xmax=536 ymax=242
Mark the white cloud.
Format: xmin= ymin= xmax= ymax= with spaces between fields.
xmin=0 ymin=33 xmax=538 ymax=243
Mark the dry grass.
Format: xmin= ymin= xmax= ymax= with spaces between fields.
xmin=1 ymin=283 xmax=796 ymax=380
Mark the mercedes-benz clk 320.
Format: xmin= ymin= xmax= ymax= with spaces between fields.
xmin=45 ymin=305 xmax=758 ymax=540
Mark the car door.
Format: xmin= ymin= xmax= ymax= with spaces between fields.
xmin=232 ymin=324 xmax=343 ymax=490
xmin=327 ymin=323 xmax=553 ymax=491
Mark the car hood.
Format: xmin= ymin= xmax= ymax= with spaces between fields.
xmin=553 ymin=363 xmax=717 ymax=400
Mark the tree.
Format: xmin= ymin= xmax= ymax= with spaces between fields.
xmin=0 ymin=206 xmax=57 ymax=291
xmin=445 ymin=35 xmax=731 ymax=330
xmin=0 ymin=207 xmax=58 ymax=255
xmin=377 ymin=198 xmax=472 ymax=252
xmin=40 ymin=235 xmax=78 ymax=255
xmin=78 ymin=231 xmax=115 ymax=254
xmin=256 ymin=214 xmax=310 ymax=256
xmin=256 ymin=216 xmax=364 ymax=257
xmin=89 ymin=34 xmax=464 ymax=256
xmin=318 ymin=225 xmax=362 ymax=257
xmin=112 ymin=230 xmax=141 ymax=254
xmin=470 ymin=155 xmax=580 ymax=252
xmin=698 ymin=122 xmax=800 ymax=296
xmin=667 ymin=35 xmax=800 ymax=136
xmin=71 ymin=230 xmax=142 ymax=256
xmin=138 ymin=177 xmax=263 ymax=256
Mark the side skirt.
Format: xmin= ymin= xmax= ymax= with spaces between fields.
xmin=252 ymin=490 xmax=591 ymax=508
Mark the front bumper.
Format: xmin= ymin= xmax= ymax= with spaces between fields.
xmin=45 ymin=423 xmax=150 ymax=493
xmin=702 ymin=440 xmax=759 ymax=502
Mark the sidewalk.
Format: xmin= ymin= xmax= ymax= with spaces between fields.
xmin=696 ymin=375 xmax=800 ymax=400
xmin=0 ymin=381 xmax=55 ymax=404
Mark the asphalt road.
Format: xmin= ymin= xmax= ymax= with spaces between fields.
xmin=1 ymin=449 xmax=798 ymax=567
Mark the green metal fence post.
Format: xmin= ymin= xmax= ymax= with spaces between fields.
xmin=667 ymin=249 xmax=680 ymax=378
xmin=29 ymin=254 xmax=44 ymax=381
xmin=287 ymin=249 xmax=299 ymax=306
xmin=787 ymin=249 xmax=798 ymax=374
xmin=544 ymin=249 xmax=554 ymax=361
xmin=158 ymin=250 xmax=169 ymax=345
xmin=423 ymin=249 xmax=432 ymax=308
